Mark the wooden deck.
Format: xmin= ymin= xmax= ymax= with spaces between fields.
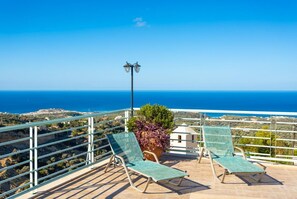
xmin=28 ymin=155 xmax=297 ymax=199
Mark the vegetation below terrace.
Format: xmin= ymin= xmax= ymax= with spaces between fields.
xmin=0 ymin=109 xmax=125 ymax=198
xmin=174 ymin=111 xmax=297 ymax=162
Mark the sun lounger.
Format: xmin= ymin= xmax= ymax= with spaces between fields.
xmin=104 ymin=132 xmax=188 ymax=192
xmin=198 ymin=126 xmax=266 ymax=183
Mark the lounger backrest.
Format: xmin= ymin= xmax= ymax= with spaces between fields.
xmin=106 ymin=132 xmax=144 ymax=163
xmin=202 ymin=126 xmax=234 ymax=157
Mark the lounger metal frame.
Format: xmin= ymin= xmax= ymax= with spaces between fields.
xmin=198 ymin=126 xmax=266 ymax=183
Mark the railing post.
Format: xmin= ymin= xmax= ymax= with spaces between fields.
xmin=87 ymin=117 xmax=95 ymax=166
xmin=125 ymin=110 xmax=130 ymax=132
xmin=29 ymin=127 xmax=33 ymax=188
xmin=293 ymin=125 xmax=296 ymax=165
xmin=90 ymin=117 xmax=94 ymax=164
xmin=199 ymin=112 xmax=203 ymax=142
xmin=269 ymin=120 xmax=273 ymax=157
xmin=34 ymin=126 xmax=38 ymax=187
xmin=199 ymin=112 xmax=205 ymax=157
xmin=87 ymin=117 xmax=91 ymax=164
xmin=272 ymin=119 xmax=277 ymax=158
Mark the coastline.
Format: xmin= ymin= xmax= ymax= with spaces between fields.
xmin=20 ymin=108 xmax=93 ymax=116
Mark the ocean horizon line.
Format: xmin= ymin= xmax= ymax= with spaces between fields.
xmin=1 ymin=91 xmax=297 ymax=114
xmin=0 ymin=90 xmax=297 ymax=92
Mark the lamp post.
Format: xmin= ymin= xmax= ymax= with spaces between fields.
xmin=123 ymin=62 xmax=141 ymax=117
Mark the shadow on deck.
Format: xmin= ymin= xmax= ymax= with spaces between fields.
xmin=30 ymin=155 xmax=297 ymax=199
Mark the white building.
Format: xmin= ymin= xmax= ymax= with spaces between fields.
xmin=170 ymin=123 xmax=198 ymax=155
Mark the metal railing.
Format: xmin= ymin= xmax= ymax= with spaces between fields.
xmin=1 ymin=107 xmax=297 ymax=198
xmin=0 ymin=109 xmax=128 ymax=199
xmin=170 ymin=109 xmax=297 ymax=164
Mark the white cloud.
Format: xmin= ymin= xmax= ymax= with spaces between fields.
xmin=133 ymin=17 xmax=148 ymax=27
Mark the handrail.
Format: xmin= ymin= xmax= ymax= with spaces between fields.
xmin=0 ymin=109 xmax=127 ymax=133
xmin=168 ymin=108 xmax=297 ymax=165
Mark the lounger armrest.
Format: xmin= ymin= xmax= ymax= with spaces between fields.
xmin=114 ymin=155 xmax=127 ymax=166
xmin=205 ymin=148 xmax=217 ymax=160
xmin=234 ymin=146 xmax=246 ymax=159
xmin=254 ymin=161 xmax=267 ymax=171
xmin=143 ymin=150 xmax=160 ymax=163
xmin=205 ymin=148 xmax=213 ymax=156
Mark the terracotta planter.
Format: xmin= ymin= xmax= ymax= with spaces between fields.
xmin=138 ymin=131 xmax=164 ymax=161
xmin=143 ymin=146 xmax=163 ymax=162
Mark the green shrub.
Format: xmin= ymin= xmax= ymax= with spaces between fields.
xmin=127 ymin=117 xmax=138 ymax=132
xmin=127 ymin=104 xmax=174 ymax=133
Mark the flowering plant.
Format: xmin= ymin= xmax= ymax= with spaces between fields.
xmin=134 ymin=120 xmax=170 ymax=152
xmin=127 ymin=104 xmax=173 ymax=160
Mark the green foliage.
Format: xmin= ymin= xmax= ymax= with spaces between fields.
xmin=238 ymin=125 xmax=291 ymax=158
xmin=72 ymin=130 xmax=79 ymax=137
xmin=39 ymin=169 xmax=49 ymax=176
xmin=239 ymin=126 xmax=273 ymax=155
xmin=57 ymin=162 xmax=65 ymax=168
xmin=127 ymin=117 xmax=137 ymax=132
xmin=254 ymin=126 xmax=273 ymax=154
xmin=128 ymin=104 xmax=174 ymax=132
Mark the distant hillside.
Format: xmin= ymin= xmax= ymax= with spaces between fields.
xmin=0 ymin=109 xmax=86 ymax=127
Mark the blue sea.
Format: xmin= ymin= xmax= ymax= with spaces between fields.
xmin=0 ymin=91 xmax=297 ymax=114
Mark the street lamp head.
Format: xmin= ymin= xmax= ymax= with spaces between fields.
xmin=134 ymin=62 xmax=141 ymax=73
xmin=123 ymin=62 xmax=131 ymax=73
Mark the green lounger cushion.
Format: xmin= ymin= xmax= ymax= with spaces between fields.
xmin=203 ymin=126 xmax=234 ymax=157
xmin=107 ymin=132 xmax=144 ymax=163
xmin=127 ymin=160 xmax=187 ymax=182
xmin=213 ymin=156 xmax=264 ymax=174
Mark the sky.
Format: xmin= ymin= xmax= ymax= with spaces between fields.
xmin=0 ymin=0 xmax=296 ymax=91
